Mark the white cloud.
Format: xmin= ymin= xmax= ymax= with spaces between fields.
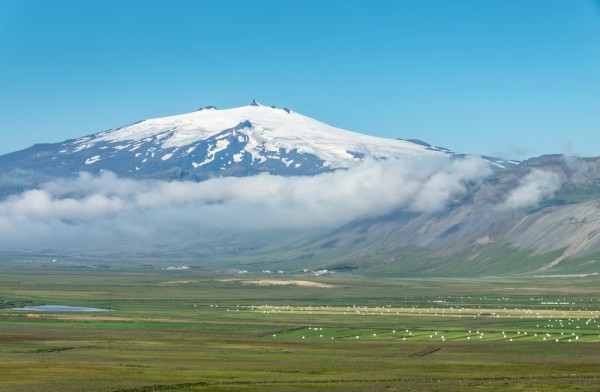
xmin=502 ymin=169 xmax=562 ymax=209
xmin=0 ymin=155 xmax=492 ymax=251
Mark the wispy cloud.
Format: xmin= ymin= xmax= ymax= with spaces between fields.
xmin=492 ymin=143 xmax=535 ymax=160
xmin=502 ymin=169 xmax=562 ymax=209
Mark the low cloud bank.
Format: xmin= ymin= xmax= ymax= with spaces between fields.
xmin=0 ymin=155 xmax=492 ymax=250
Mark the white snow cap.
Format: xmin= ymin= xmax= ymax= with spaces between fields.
xmin=91 ymin=102 xmax=443 ymax=168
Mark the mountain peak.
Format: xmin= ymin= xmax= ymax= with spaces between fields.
xmin=250 ymin=99 xmax=261 ymax=107
xmin=197 ymin=105 xmax=218 ymax=111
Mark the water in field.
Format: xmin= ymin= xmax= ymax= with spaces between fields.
xmin=12 ymin=305 xmax=111 ymax=312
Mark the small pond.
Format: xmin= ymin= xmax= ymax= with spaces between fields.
xmin=12 ymin=305 xmax=112 ymax=312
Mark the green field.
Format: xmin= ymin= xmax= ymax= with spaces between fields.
xmin=1 ymin=263 xmax=600 ymax=391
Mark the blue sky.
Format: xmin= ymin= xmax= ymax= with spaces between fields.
xmin=1 ymin=0 xmax=599 ymax=159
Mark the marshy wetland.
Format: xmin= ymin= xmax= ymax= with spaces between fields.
xmin=1 ymin=263 xmax=600 ymax=391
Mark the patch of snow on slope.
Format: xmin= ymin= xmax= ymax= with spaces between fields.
xmin=214 ymin=139 xmax=229 ymax=154
xmin=181 ymin=146 xmax=196 ymax=157
xmin=233 ymin=152 xmax=245 ymax=163
xmin=73 ymin=139 xmax=95 ymax=153
xmin=192 ymin=139 xmax=230 ymax=168
xmin=85 ymin=155 xmax=102 ymax=165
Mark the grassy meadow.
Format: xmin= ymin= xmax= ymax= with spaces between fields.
xmin=1 ymin=263 xmax=600 ymax=391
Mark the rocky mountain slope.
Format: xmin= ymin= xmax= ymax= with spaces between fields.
xmin=290 ymin=155 xmax=600 ymax=276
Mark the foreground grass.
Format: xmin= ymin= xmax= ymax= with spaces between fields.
xmin=1 ymin=265 xmax=600 ymax=391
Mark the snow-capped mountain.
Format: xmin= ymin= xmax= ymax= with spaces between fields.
xmin=0 ymin=101 xmax=517 ymax=182
xmin=3 ymin=101 xmax=600 ymax=277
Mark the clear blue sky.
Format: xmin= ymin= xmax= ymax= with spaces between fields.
xmin=1 ymin=0 xmax=599 ymax=159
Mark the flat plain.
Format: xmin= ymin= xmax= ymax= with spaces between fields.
xmin=1 ymin=263 xmax=600 ymax=391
